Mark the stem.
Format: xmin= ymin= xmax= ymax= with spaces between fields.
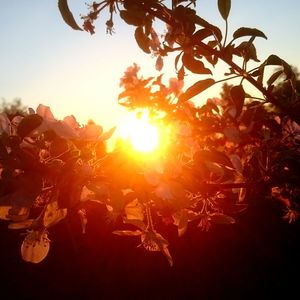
xmin=223 ymin=19 xmax=228 ymax=48
xmin=215 ymin=74 xmax=241 ymax=85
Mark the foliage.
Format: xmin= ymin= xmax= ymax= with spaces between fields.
xmin=0 ymin=0 xmax=299 ymax=266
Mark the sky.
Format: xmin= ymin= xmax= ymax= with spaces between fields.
xmin=0 ymin=0 xmax=300 ymax=130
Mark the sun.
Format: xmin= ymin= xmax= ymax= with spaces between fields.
xmin=117 ymin=109 xmax=160 ymax=153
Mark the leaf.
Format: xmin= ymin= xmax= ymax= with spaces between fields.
xmin=173 ymin=210 xmax=188 ymax=237
xmin=17 ymin=114 xmax=43 ymax=139
xmin=192 ymin=15 xmax=223 ymax=43
xmin=210 ymin=213 xmax=235 ymax=224
xmin=155 ymin=55 xmax=163 ymax=71
xmin=100 ymin=126 xmax=116 ymax=141
xmin=21 ymin=231 xmax=50 ymax=264
xmin=230 ymin=85 xmax=245 ymax=118
xmin=233 ymin=27 xmax=267 ymax=40
xmin=182 ymin=53 xmax=212 ymax=74
xmin=43 ymin=201 xmax=67 ymax=228
xmin=135 ymin=27 xmax=151 ymax=54
xmin=120 ymin=10 xmax=145 ymax=26
xmin=8 ymin=219 xmax=34 ymax=229
xmin=267 ymin=70 xmax=283 ymax=86
xmin=8 ymin=206 xmax=30 ymax=222
xmin=162 ymin=247 xmax=173 ymax=267
xmin=58 ymin=0 xmax=82 ymax=31
xmin=191 ymin=28 xmax=215 ymax=43
xmin=0 ymin=206 xmax=11 ymax=220
xmin=113 ymin=230 xmax=142 ymax=236
xmin=194 ymin=149 xmax=233 ymax=168
xmin=125 ymin=199 xmax=144 ymax=221
xmin=123 ymin=218 xmax=147 ymax=230
xmin=205 ymin=161 xmax=225 ymax=181
xmin=179 ymin=79 xmax=215 ymax=102
xmin=234 ymin=42 xmax=260 ymax=62
xmin=264 ymin=54 xmax=282 ymax=66
xmin=218 ymin=0 xmax=231 ymax=20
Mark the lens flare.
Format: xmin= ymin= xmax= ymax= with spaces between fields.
xmin=118 ymin=109 xmax=160 ymax=153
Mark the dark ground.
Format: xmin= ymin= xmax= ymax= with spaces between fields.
xmin=1 ymin=198 xmax=299 ymax=300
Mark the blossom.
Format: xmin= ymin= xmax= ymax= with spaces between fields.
xmin=36 ymin=104 xmax=78 ymax=139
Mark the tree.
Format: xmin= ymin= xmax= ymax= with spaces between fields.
xmin=0 ymin=0 xmax=299 ymax=266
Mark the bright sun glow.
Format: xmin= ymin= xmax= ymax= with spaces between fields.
xmin=118 ymin=109 xmax=160 ymax=153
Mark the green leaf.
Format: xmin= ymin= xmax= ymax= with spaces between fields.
xmin=179 ymin=79 xmax=215 ymax=102
xmin=17 ymin=114 xmax=43 ymax=139
xmin=230 ymin=85 xmax=245 ymax=117
xmin=135 ymin=27 xmax=151 ymax=54
xmin=58 ymin=0 xmax=82 ymax=31
xmin=218 ymin=0 xmax=231 ymax=20
xmin=182 ymin=53 xmax=212 ymax=74
xmin=233 ymin=27 xmax=267 ymax=40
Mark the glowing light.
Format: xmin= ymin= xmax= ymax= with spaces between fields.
xmin=118 ymin=109 xmax=160 ymax=153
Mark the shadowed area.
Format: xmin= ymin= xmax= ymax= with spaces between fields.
xmin=1 ymin=198 xmax=299 ymax=300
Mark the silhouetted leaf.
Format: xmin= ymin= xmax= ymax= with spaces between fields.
xmin=218 ymin=0 xmax=231 ymax=20
xmin=234 ymin=42 xmax=260 ymax=62
xmin=182 ymin=53 xmax=212 ymax=74
xmin=267 ymin=70 xmax=283 ymax=86
xmin=58 ymin=0 xmax=82 ymax=31
xmin=120 ymin=10 xmax=145 ymax=26
xmin=17 ymin=114 xmax=43 ymax=139
xmin=230 ymin=85 xmax=245 ymax=117
xmin=192 ymin=28 xmax=215 ymax=43
xmin=179 ymin=79 xmax=215 ymax=102
xmin=192 ymin=15 xmax=223 ymax=42
xmin=135 ymin=27 xmax=151 ymax=53
xmin=194 ymin=149 xmax=233 ymax=167
xmin=233 ymin=27 xmax=267 ymax=40
xmin=264 ymin=54 xmax=282 ymax=66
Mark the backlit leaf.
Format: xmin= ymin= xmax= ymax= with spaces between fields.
xmin=135 ymin=27 xmax=151 ymax=54
xmin=21 ymin=231 xmax=50 ymax=264
xmin=182 ymin=53 xmax=212 ymax=74
xmin=43 ymin=201 xmax=67 ymax=228
xmin=8 ymin=219 xmax=34 ymax=229
xmin=125 ymin=199 xmax=144 ymax=221
xmin=58 ymin=0 xmax=82 ymax=31
xmin=267 ymin=70 xmax=283 ymax=86
xmin=179 ymin=79 xmax=215 ymax=102
xmin=0 ymin=206 xmax=11 ymax=220
xmin=113 ymin=230 xmax=142 ymax=236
